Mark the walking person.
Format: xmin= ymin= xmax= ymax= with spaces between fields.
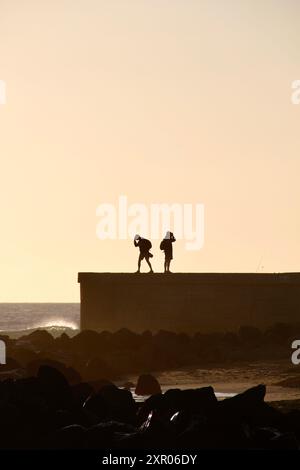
xmin=134 ymin=235 xmax=154 ymax=273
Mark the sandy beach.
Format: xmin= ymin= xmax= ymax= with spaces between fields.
xmin=122 ymin=360 xmax=300 ymax=403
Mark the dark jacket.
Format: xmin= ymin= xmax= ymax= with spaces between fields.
xmin=160 ymin=234 xmax=176 ymax=259
xmin=134 ymin=237 xmax=152 ymax=255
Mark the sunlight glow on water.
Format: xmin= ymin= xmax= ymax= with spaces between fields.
xmin=32 ymin=318 xmax=79 ymax=331
xmin=0 ymin=303 xmax=80 ymax=332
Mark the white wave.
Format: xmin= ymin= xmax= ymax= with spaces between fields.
xmin=32 ymin=318 xmax=79 ymax=331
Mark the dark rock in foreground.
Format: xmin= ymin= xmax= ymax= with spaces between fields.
xmin=0 ymin=363 xmax=299 ymax=450
xmin=1 ymin=323 xmax=300 ymax=449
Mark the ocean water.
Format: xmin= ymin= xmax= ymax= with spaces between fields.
xmin=0 ymin=303 xmax=80 ymax=336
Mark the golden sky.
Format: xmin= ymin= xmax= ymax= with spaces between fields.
xmin=0 ymin=0 xmax=300 ymax=301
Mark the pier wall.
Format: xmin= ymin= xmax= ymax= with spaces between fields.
xmin=78 ymin=273 xmax=300 ymax=333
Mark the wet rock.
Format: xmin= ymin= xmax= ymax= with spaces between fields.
xmin=169 ymin=410 xmax=192 ymax=434
xmin=135 ymin=374 xmax=161 ymax=396
xmin=63 ymin=366 xmax=82 ymax=385
xmin=252 ymin=426 xmax=299 ymax=450
xmin=20 ymin=329 xmax=54 ymax=349
xmin=269 ymin=432 xmax=299 ymax=450
xmin=0 ymin=402 xmax=22 ymax=448
xmin=111 ymin=329 xmax=141 ymax=351
xmin=137 ymin=387 xmax=217 ymax=423
xmin=83 ymin=384 xmax=136 ymax=424
xmin=138 ymin=410 xmax=175 ymax=448
xmin=84 ymin=357 xmax=115 ymax=381
xmin=54 ymin=332 xmax=70 ymax=350
xmin=85 ymin=421 xmax=136 ymax=449
xmin=70 ymin=330 xmax=101 ymax=355
xmin=88 ymin=378 xmax=114 ymax=392
xmin=221 ymin=384 xmax=266 ymax=411
xmin=178 ymin=416 xmax=251 ymax=449
xmin=37 ymin=365 xmax=73 ymax=410
xmin=47 ymin=424 xmax=86 ymax=449
xmin=9 ymin=347 xmax=38 ymax=367
xmin=178 ymin=387 xmax=217 ymax=414
xmin=27 ymin=358 xmax=81 ymax=385
xmin=137 ymin=393 xmax=164 ymax=424
xmin=283 ymin=410 xmax=300 ymax=438
xmin=219 ymin=384 xmax=283 ymax=429
xmin=141 ymin=330 xmax=153 ymax=342
xmin=71 ymin=382 xmax=93 ymax=407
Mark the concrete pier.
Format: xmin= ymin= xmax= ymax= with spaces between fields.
xmin=78 ymin=273 xmax=300 ymax=333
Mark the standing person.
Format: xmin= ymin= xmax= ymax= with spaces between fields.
xmin=134 ymin=234 xmax=154 ymax=273
xmin=160 ymin=231 xmax=176 ymax=273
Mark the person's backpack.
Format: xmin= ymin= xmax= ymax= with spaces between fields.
xmin=143 ymin=238 xmax=152 ymax=251
xmin=160 ymin=240 xmax=166 ymax=251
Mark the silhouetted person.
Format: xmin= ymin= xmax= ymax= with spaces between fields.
xmin=134 ymin=235 xmax=154 ymax=273
xmin=160 ymin=231 xmax=176 ymax=273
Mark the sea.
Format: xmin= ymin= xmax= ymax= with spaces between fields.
xmin=0 ymin=303 xmax=80 ymax=337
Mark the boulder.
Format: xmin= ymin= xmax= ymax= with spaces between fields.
xmin=54 ymin=333 xmax=70 ymax=349
xmin=70 ymin=330 xmax=101 ymax=355
xmin=20 ymin=329 xmax=54 ymax=349
xmin=9 ymin=347 xmax=38 ymax=367
xmin=166 ymin=386 xmax=217 ymax=415
xmin=27 ymin=358 xmax=81 ymax=385
xmin=47 ymin=424 xmax=86 ymax=449
xmin=135 ymin=374 xmax=161 ymax=396
xmin=221 ymin=384 xmax=266 ymax=411
xmin=111 ymin=329 xmax=141 ymax=351
xmin=137 ymin=393 xmax=164 ymax=424
xmin=84 ymin=357 xmax=115 ymax=381
xmin=37 ymin=365 xmax=73 ymax=410
xmin=71 ymin=382 xmax=94 ymax=407
xmin=83 ymin=384 xmax=136 ymax=423
xmin=85 ymin=421 xmax=136 ymax=449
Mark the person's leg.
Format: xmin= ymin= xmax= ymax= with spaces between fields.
xmin=136 ymin=254 xmax=142 ymax=272
xmin=164 ymin=257 xmax=168 ymax=273
xmin=165 ymin=257 xmax=172 ymax=272
xmin=145 ymin=255 xmax=153 ymax=273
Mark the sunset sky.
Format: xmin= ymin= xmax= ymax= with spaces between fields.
xmin=0 ymin=0 xmax=300 ymax=301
